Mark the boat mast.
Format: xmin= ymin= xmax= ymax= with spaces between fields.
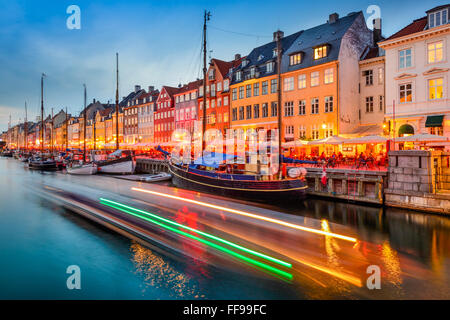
xmin=65 ymin=107 xmax=68 ymax=150
xmin=24 ymin=101 xmax=27 ymax=150
xmin=83 ymin=84 xmax=87 ymax=162
xmin=93 ymin=111 xmax=96 ymax=150
xmin=51 ymin=107 xmax=54 ymax=154
xmin=115 ymin=53 xmax=120 ymax=151
xmin=40 ymin=73 xmax=45 ymax=154
xmin=202 ymin=10 xmax=210 ymax=150
xmin=276 ymin=31 xmax=283 ymax=167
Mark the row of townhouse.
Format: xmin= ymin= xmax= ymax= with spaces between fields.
xmin=4 ymin=5 xmax=449 ymax=151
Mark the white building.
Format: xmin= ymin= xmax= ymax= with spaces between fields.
xmin=379 ymin=4 xmax=450 ymax=150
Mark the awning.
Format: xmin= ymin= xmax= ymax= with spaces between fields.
xmin=425 ymin=115 xmax=444 ymax=127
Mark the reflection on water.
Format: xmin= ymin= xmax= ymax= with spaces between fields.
xmin=130 ymin=242 xmax=203 ymax=299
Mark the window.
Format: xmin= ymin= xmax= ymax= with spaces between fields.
xmin=284 ymin=101 xmax=294 ymax=117
xmin=299 ymin=125 xmax=306 ymax=139
xmin=271 ymin=102 xmax=278 ymax=117
xmin=224 ymin=112 xmax=229 ymax=123
xmin=217 ymin=82 xmax=222 ymax=92
xmin=298 ymin=74 xmax=306 ymax=89
xmin=253 ymin=104 xmax=260 ymax=118
xmin=378 ymin=68 xmax=384 ymax=84
xmin=311 ymin=71 xmax=319 ymax=87
xmin=325 ymin=123 xmax=334 ymax=138
xmin=236 ymin=71 xmax=242 ymax=81
xmin=429 ymin=8 xmax=448 ymax=28
xmin=429 ymin=78 xmax=444 ymax=100
xmin=239 ymin=106 xmax=244 ymax=120
xmin=289 ymin=53 xmax=302 ymax=65
xmin=399 ymin=49 xmax=412 ymax=69
xmin=314 ymin=45 xmax=328 ymax=60
xmin=239 ymin=86 xmax=244 ymax=99
xmin=363 ymin=70 xmax=373 ymax=86
xmin=262 ymin=81 xmax=268 ymax=95
xmin=217 ymin=98 xmax=222 ymax=107
xmin=298 ymin=100 xmax=306 ymax=115
xmin=224 ymin=79 xmax=230 ymax=91
xmin=399 ymin=83 xmax=412 ymax=103
xmin=246 ymin=84 xmax=252 ymax=98
xmin=312 ymin=125 xmax=320 ymax=139
xmin=311 ymin=98 xmax=319 ymax=114
xmin=429 ymin=126 xmax=444 ymax=136
xmin=211 ymin=99 xmax=215 ymax=108
xmin=365 ymin=96 xmax=374 ymax=112
xmin=232 ymin=88 xmax=237 ymax=100
xmin=428 ymin=41 xmax=444 ymax=64
xmin=270 ymin=79 xmax=277 ymax=93
xmin=284 ymin=77 xmax=294 ymax=91
xmin=325 ymin=96 xmax=334 ymax=112
xmin=211 ymin=84 xmax=216 ymax=96
xmin=262 ymin=103 xmax=268 ymax=117
xmin=206 ymin=100 xmax=210 ymax=109
xmin=266 ymin=62 xmax=274 ymax=73
xmin=253 ymin=83 xmax=260 ymax=96
xmin=324 ymin=68 xmax=334 ymax=84
xmin=250 ymin=67 xmax=256 ymax=78
xmin=379 ymin=95 xmax=384 ymax=111
xmin=285 ymin=125 xmax=294 ymax=136
xmin=224 ymin=96 xmax=229 ymax=106
xmin=246 ymin=105 xmax=252 ymax=119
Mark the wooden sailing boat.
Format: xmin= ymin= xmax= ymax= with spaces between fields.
xmin=67 ymin=84 xmax=97 ymax=175
xmin=29 ymin=73 xmax=58 ymax=171
xmin=167 ymin=11 xmax=308 ymax=201
xmin=96 ymin=53 xmax=135 ymax=175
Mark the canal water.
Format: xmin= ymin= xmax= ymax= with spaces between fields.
xmin=0 ymin=158 xmax=449 ymax=299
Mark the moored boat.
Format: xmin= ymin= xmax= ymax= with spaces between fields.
xmin=67 ymin=162 xmax=97 ymax=175
xmin=168 ymin=160 xmax=307 ymax=201
xmin=28 ymin=159 xmax=58 ymax=171
xmin=96 ymin=155 xmax=135 ymax=174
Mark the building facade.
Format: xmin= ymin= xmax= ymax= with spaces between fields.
xmin=155 ymin=86 xmax=179 ymax=143
xmin=379 ymin=4 xmax=450 ymax=150
xmin=174 ymin=79 xmax=202 ymax=136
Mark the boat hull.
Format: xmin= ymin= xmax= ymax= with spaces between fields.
xmin=67 ymin=164 xmax=97 ymax=175
xmin=168 ymin=163 xmax=307 ymax=201
xmin=28 ymin=161 xmax=58 ymax=171
xmin=97 ymin=157 xmax=135 ymax=175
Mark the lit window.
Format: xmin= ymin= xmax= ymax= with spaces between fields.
xmin=314 ymin=45 xmax=328 ymax=60
xmin=428 ymin=41 xmax=444 ymax=63
xmin=429 ymin=78 xmax=444 ymax=100
xmin=283 ymin=77 xmax=294 ymax=91
xmin=399 ymin=83 xmax=412 ymax=103
xmin=298 ymin=74 xmax=306 ymax=89
xmin=324 ymin=68 xmax=334 ymax=84
xmin=289 ymin=53 xmax=302 ymax=65
xmin=378 ymin=68 xmax=384 ymax=84
xmin=310 ymin=72 xmax=319 ymax=87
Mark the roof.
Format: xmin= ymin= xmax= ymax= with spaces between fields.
xmin=161 ymin=86 xmax=181 ymax=98
xmin=233 ymin=30 xmax=303 ymax=82
xmin=385 ymin=16 xmax=427 ymax=41
xmin=212 ymin=57 xmax=245 ymax=78
xmin=426 ymin=4 xmax=450 ymax=13
xmin=175 ymin=79 xmax=203 ymax=95
xmin=283 ymin=11 xmax=362 ymax=73
xmin=360 ymin=46 xmax=385 ymax=61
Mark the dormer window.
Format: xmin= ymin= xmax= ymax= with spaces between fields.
xmin=429 ymin=7 xmax=448 ymax=28
xmin=257 ymin=54 xmax=264 ymax=61
xmin=250 ymin=67 xmax=256 ymax=77
xmin=236 ymin=71 xmax=242 ymax=81
xmin=273 ymin=49 xmax=278 ymax=57
xmin=289 ymin=52 xmax=302 ymax=66
xmin=266 ymin=62 xmax=274 ymax=73
xmin=314 ymin=45 xmax=329 ymax=60
xmin=241 ymin=60 xmax=248 ymax=68
xmin=208 ymin=68 xmax=215 ymax=80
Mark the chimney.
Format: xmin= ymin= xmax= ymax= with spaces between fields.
xmin=234 ymin=53 xmax=241 ymax=61
xmin=373 ymin=18 xmax=382 ymax=46
xmin=134 ymin=85 xmax=141 ymax=93
xmin=93 ymin=98 xmax=96 ymax=103
xmin=273 ymin=30 xmax=284 ymax=42
xmin=148 ymin=86 xmax=154 ymax=92
xmin=328 ymin=13 xmax=339 ymax=24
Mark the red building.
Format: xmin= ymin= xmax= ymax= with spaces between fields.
xmin=198 ymin=55 xmax=244 ymax=137
xmin=174 ymin=79 xmax=203 ymax=136
xmin=154 ymin=86 xmax=180 ymax=143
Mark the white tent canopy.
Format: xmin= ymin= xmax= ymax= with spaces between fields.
xmin=395 ymin=133 xmax=449 ymax=142
xmin=344 ymin=135 xmax=387 ymax=144
xmin=282 ymin=140 xmax=309 ymax=148
xmin=308 ymin=136 xmax=347 ymax=145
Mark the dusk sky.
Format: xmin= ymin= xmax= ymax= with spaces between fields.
xmin=0 ymin=0 xmax=445 ymax=131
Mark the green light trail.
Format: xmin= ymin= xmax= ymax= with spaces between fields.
xmin=99 ymin=198 xmax=292 ymax=268
xmin=99 ymin=198 xmax=293 ymax=281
